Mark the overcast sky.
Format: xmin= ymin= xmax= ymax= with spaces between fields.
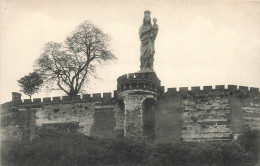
xmin=1 ymin=0 xmax=260 ymax=103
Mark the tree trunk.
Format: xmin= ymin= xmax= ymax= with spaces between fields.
xmin=69 ymin=90 xmax=79 ymax=100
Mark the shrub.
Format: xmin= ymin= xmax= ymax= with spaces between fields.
xmin=1 ymin=131 xmax=258 ymax=166
xmin=237 ymin=129 xmax=260 ymax=163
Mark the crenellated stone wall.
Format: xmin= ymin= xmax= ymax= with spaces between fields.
xmin=1 ymin=85 xmax=259 ymax=143
xmin=1 ymin=92 xmax=118 ymax=141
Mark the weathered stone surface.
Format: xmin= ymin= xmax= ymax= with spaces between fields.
xmin=230 ymin=96 xmax=245 ymax=136
xmin=93 ymin=93 xmax=101 ymax=101
xmin=156 ymin=93 xmax=182 ymax=144
xmin=83 ymin=94 xmax=91 ymax=101
xmin=52 ymin=97 xmax=61 ymax=102
xmin=179 ymin=87 xmax=188 ymax=93
xmin=216 ymin=85 xmax=225 ymax=90
xmin=191 ymin=86 xmax=200 ymax=91
xmin=24 ymin=99 xmax=32 ymax=104
xmin=35 ymin=102 xmax=96 ymax=136
xmin=239 ymin=86 xmax=248 ymax=93
xmin=62 ymin=96 xmax=71 ymax=101
xmin=167 ymin=88 xmax=177 ymax=93
xmin=12 ymin=92 xmax=21 ymax=101
xmin=240 ymin=99 xmax=260 ymax=131
xmin=250 ymin=87 xmax=259 ymax=94
xmin=117 ymin=72 xmax=161 ymax=94
xmin=119 ymin=90 xmax=157 ymax=139
xmin=103 ymin=93 xmax=112 ymax=102
xmin=203 ymin=86 xmax=212 ymax=91
xmin=114 ymin=90 xmax=118 ymax=99
xmin=2 ymin=85 xmax=260 ymax=143
xmin=1 ymin=109 xmax=36 ymax=141
xmin=114 ymin=102 xmax=124 ymax=132
xmin=160 ymin=86 xmax=165 ymax=93
xmin=33 ymin=98 xmax=41 ymax=103
xmin=72 ymin=95 xmax=81 ymax=101
xmin=91 ymin=106 xmax=116 ymax=138
xmin=43 ymin=97 xmax=51 ymax=103
xmin=228 ymin=85 xmax=237 ymax=91
xmin=181 ymin=91 xmax=232 ymax=141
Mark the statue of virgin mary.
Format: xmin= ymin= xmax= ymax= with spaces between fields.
xmin=139 ymin=10 xmax=158 ymax=71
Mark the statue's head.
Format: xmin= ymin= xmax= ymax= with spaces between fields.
xmin=143 ymin=10 xmax=151 ymax=25
xmin=153 ymin=18 xmax=157 ymax=24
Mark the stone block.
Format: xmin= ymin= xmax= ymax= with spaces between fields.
xmin=103 ymin=93 xmax=112 ymax=101
xmin=115 ymin=130 xmax=124 ymax=139
xmin=135 ymin=73 xmax=142 ymax=79
xmin=140 ymin=73 xmax=146 ymax=79
xmin=128 ymin=73 xmax=134 ymax=79
xmin=92 ymin=93 xmax=101 ymax=101
xmin=121 ymin=74 xmax=127 ymax=80
xmin=250 ymin=87 xmax=259 ymax=94
xmin=83 ymin=94 xmax=91 ymax=101
xmin=148 ymin=74 xmax=154 ymax=80
xmin=215 ymin=85 xmax=225 ymax=90
xmin=62 ymin=96 xmax=71 ymax=101
xmin=12 ymin=92 xmax=21 ymax=101
xmin=160 ymin=86 xmax=165 ymax=93
xmin=33 ymin=98 xmax=41 ymax=103
xmin=114 ymin=90 xmax=118 ymax=99
xmin=167 ymin=88 xmax=177 ymax=93
xmin=239 ymin=86 xmax=248 ymax=93
xmin=179 ymin=87 xmax=188 ymax=92
xmin=12 ymin=100 xmax=22 ymax=105
xmin=52 ymin=97 xmax=61 ymax=102
xmin=228 ymin=85 xmax=237 ymax=91
xmin=72 ymin=95 xmax=81 ymax=101
xmin=43 ymin=97 xmax=51 ymax=103
xmin=24 ymin=99 xmax=32 ymax=104
xmin=191 ymin=86 xmax=200 ymax=91
xmin=203 ymin=86 xmax=212 ymax=91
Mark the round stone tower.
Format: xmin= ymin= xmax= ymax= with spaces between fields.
xmin=116 ymin=10 xmax=161 ymax=141
xmin=117 ymin=71 xmax=161 ymax=141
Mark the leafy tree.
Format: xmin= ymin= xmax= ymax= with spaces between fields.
xmin=34 ymin=21 xmax=116 ymax=98
xmin=17 ymin=72 xmax=44 ymax=99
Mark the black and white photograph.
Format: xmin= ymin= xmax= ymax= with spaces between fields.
xmin=0 ymin=0 xmax=260 ymax=165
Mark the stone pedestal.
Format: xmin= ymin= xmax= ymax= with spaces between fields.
xmin=117 ymin=71 xmax=161 ymax=140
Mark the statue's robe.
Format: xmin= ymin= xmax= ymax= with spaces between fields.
xmin=139 ymin=24 xmax=154 ymax=70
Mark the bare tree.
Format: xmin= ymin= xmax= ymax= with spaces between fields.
xmin=35 ymin=21 xmax=116 ymax=98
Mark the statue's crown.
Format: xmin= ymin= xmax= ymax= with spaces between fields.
xmin=144 ymin=10 xmax=151 ymax=16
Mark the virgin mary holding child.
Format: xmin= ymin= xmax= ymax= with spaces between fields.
xmin=139 ymin=10 xmax=158 ymax=71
